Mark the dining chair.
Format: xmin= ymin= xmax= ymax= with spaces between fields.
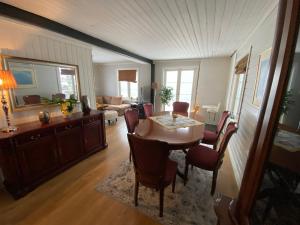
xmin=52 ymin=93 xmax=66 ymax=100
xmin=127 ymin=133 xmax=177 ymax=217
xmin=143 ymin=103 xmax=153 ymax=118
xmin=124 ymin=108 xmax=139 ymax=161
xmin=23 ymin=95 xmax=41 ymax=105
xmin=184 ymin=122 xmax=237 ymax=195
xmin=202 ymin=111 xmax=231 ymax=149
xmin=172 ymin=101 xmax=189 ymax=113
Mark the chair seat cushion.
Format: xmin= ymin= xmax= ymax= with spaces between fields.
xmin=163 ymin=159 xmax=177 ymax=186
xmin=186 ymin=145 xmax=219 ymax=171
xmin=202 ymin=130 xmax=218 ymax=145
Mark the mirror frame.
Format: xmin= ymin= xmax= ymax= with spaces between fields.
xmin=0 ymin=55 xmax=81 ymax=112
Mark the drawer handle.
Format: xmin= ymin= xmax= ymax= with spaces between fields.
xmin=65 ymin=125 xmax=73 ymax=130
xmin=30 ymin=134 xmax=41 ymax=141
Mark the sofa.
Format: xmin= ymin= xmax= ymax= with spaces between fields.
xmin=96 ymin=96 xmax=131 ymax=116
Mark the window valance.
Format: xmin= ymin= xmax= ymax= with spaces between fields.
xmin=118 ymin=70 xmax=137 ymax=82
xmin=235 ymin=55 xmax=249 ymax=74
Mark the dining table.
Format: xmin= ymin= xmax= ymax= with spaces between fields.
xmin=135 ymin=111 xmax=205 ymax=150
xmin=134 ymin=111 xmax=205 ymax=178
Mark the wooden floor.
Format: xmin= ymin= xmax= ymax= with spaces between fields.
xmin=0 ymin=117 xmax=238 ymax=225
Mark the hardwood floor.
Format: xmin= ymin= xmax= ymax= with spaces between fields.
xmin=0 ymin=117 xmax=238 ymax=225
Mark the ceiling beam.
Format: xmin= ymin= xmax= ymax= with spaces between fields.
xmin=0 ymin=2 xmax=153 ymax=64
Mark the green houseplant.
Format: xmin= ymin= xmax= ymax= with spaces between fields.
xmin=42 ymin=95 xmax=78 ymax=117
xmin=159 ymin=86 xmax=173 ymax=108
xmin=279 ymin=89 xmax=294 ymax=117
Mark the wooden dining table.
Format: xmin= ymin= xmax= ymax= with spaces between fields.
xmin=135 ymin=111 xmax=205 ymax=150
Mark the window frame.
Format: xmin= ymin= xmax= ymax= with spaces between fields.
xmin=227 ymin=51 xmax=251 ymax=124
xmin=163 ymin=66 xmax=198 ymax=111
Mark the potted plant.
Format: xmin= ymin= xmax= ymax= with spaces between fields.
xmin=42 ymin=95 xmax=78 ymax=118
xmin=279 ymin=89 xmax=294 ymax=117
xmin=158 ymin=86 xmax=173 ymax=110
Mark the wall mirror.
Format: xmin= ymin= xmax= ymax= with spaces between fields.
xmin=1 ymin=55 xmax=81 ymax=111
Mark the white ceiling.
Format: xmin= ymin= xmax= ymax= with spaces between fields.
xmin=2 ymin=0 xmax=278 ymax=60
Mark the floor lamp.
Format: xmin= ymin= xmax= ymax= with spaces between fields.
xmin=0 ymin=70 xmax=17 ymax=132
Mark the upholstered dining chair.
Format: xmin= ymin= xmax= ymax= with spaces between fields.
xmin=202 ymin=111 xmax=231 ymax=149
xmin=127 ymin=133 xmax=177 ymax=217
xmin=172 ymin=101 xmax=189 ymax=113
xmin=52 ymin=93 xmax=66 ymax=100
xmin=143 ymin=103 xmax=153 ymax=118
xmin=184 ymin=122 xmax=237 ymax=195
xmin=124 ymin=108 xmax=139 ymax=161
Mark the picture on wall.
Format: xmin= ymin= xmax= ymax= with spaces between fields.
xmin=11 ymin=67 xmax=37 ymax=89
xmin=252 ymin=48 xmax=272 ymax=107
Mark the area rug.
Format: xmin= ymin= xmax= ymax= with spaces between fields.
xmin=96 ymin=151 xmax=217 ymax=225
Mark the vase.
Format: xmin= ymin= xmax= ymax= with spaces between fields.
xmin=61 ymin=102 xmax=73 ymax=118
xmin=39 ymin=111 xmax=51 ymax=124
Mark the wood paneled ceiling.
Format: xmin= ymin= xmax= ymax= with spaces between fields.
xmin=1 ymin=0 xmax=278 ymax=60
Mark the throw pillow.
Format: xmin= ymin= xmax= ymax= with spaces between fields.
xmin=103 ymin=96 xmax=112 ymax=104
xmin=96 ymin=96 xmax=103 ymax=104
xmin=111 ymin=96 xmax=122 ymax=105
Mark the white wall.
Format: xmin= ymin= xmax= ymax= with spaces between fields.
xmin=225 ymin=6 xmax=278 ymax=187
xmin=94 ymin=62 xmax=151 ymax=102
xmin=0 ymin=17 xmax=96 ymax=127
xmin=154 ymin=57 xmax=231 ymax=121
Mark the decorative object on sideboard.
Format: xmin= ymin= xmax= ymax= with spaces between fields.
xmin=42 ymin=95 xmax=78 ymax=118
xmin=81 ymin=95 xmax=91 ymax=114
xmin=0 ymin=70 xmax=17 ymax=132
xmin=38 ymin=111 xmax=51 ymax=124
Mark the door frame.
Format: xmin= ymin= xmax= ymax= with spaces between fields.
xmin=162 ymin=66 xmax=199 ymax=111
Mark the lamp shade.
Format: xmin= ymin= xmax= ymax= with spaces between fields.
xmin=0 ymin=70 xmax=17 ymax=89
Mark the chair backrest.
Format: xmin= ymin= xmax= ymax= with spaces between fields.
xmin=124 ymin=108 xmax=139 ymax=133
xmin=172 ymin=101 xmax=189 ymax=113
xmin=217 ymin=122 xmax=238 ymax=158
xmin=127 ymin=134 xmax=170 ymax=186
xmin=23 ymin=95 xmax=41 ymax=104
xmin=52 ymin=93 xmax=66 ymax=101
xmin=216 ymin=111 xmax=231 ymax=134
xmin=143 ymin=103 xmax=153 ymax=118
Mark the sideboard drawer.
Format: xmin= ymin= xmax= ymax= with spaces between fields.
xmin=15 ymin=129 xmax=54 ymax=146
xmin=55 ymin=121 xmax=81 ymax=133
xmin=83 ymin=114 xmax=101 ymax=124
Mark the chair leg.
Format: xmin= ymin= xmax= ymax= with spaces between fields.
xmin=184 ymin=162 xmax=189 ymax=185
xmin=159 ymin=188 xmax=164 ymax=217
xmin=129 ymin=151 xmax=132 ymax=162
xmin=211 ymin=170 xmax=218 ymax=195
xmin=134 ymin=180 xmax=139 ymax=206
xmin=172 ymin=175 xmax=176 ymax=193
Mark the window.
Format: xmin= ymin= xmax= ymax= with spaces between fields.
xmin=228 ymin=54 xmax=249 ymax=121
xmin=118 ymin=70 xmax=138 ymax=100
xmin=59 ymin=68 xmax=78 ymax=99
xmin=232 ymin=74 xmax=246 ymax=118
xmin=164 ymin=69 xmax=195 ymax=111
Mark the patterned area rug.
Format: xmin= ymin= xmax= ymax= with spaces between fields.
xmin=96 ymin=151 xmax=217 ymax=225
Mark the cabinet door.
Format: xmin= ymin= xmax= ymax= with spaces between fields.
xmin=56 ymin=124 xmax=84 ymax=164
xmin=16 ymin=135 xmax=59 ymax=184
xmin=84 ymin=121 xmax=103 ymax=152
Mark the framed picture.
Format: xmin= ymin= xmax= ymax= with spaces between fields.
xmin=11 ymin=67 xmax=37 ymax=89
xmin=252 ymin=48 xmax=272 ymax=107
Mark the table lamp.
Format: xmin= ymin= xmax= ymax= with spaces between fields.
xmin=0 ymin=70 xmax=17 ymax=132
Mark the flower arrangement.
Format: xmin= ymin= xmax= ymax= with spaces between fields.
xmin=42 ymin=95 xmax=78 ymax=117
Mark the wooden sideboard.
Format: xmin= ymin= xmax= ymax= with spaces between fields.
xmin=0 ymin=110 xmax=107 ymax=199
